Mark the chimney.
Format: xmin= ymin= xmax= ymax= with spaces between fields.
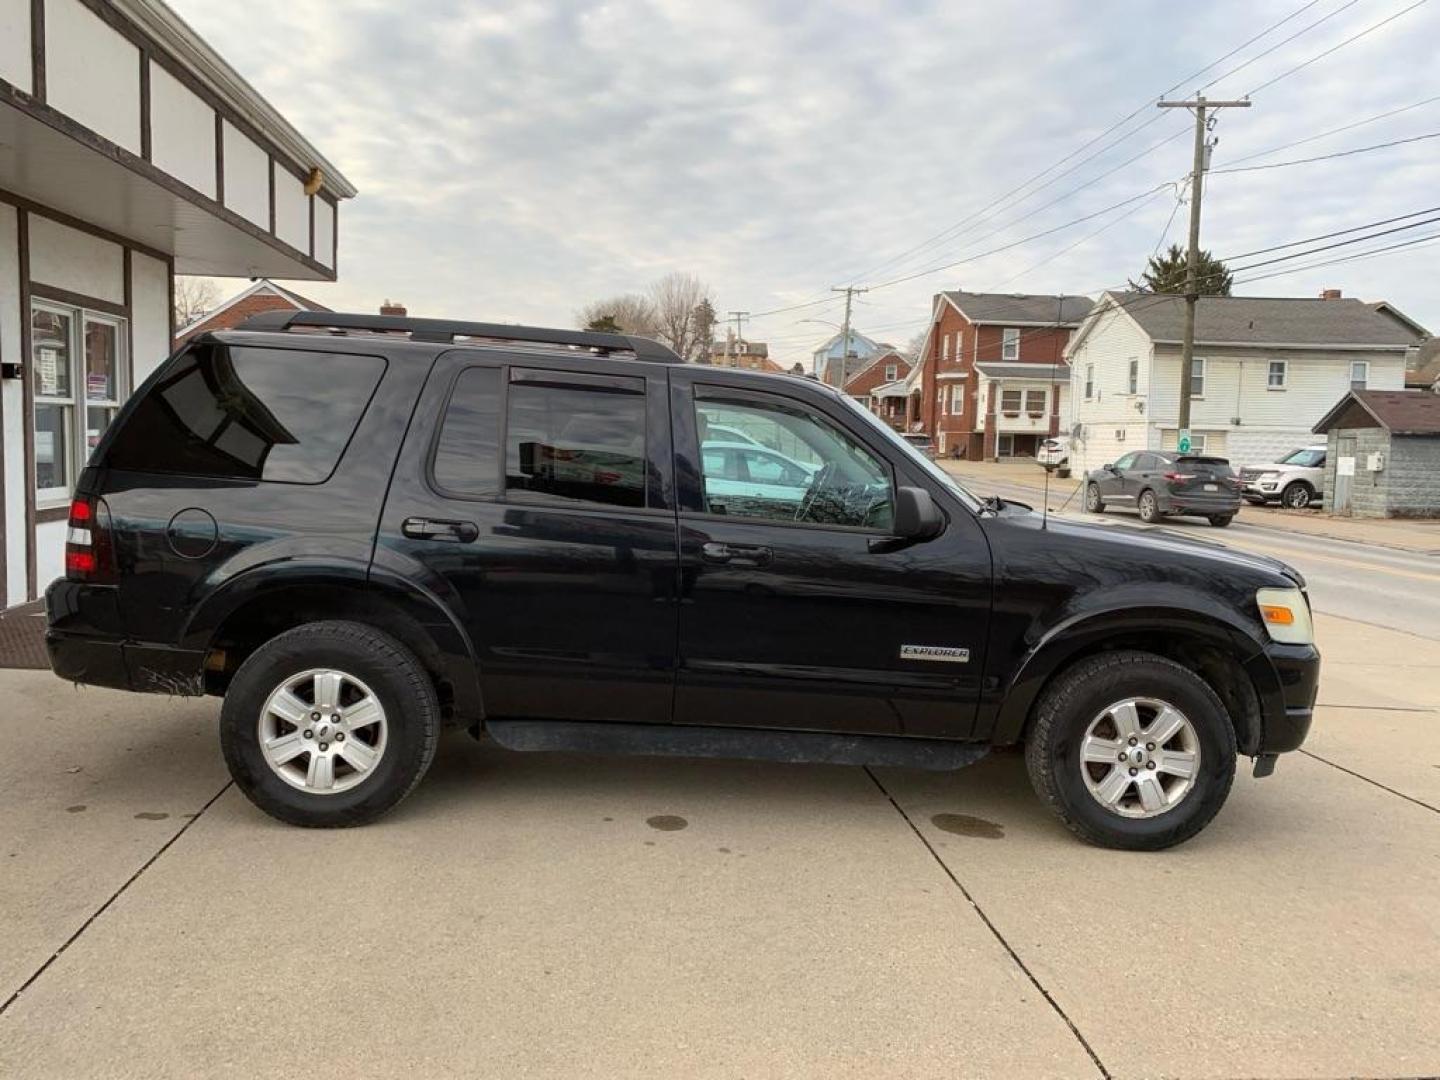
xmin=1319 ymin=289 xmax=1342 ymax=300
xmin=380 ymin=299 xmax=407 ymax=316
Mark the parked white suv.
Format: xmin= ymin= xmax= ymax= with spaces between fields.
xmin=1239 ymin=446 xmax=1327 ymax=509
xmin=1036 ymin=436 xmax=1069 ymax=471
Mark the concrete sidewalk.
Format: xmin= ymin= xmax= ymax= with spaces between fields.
xmin=940 ymin=458 xmax=1440 ymax=553
xmin=1 ymin=614 xmax=1437 ymax=1078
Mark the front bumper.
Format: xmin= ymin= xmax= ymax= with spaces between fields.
xmin=1245 ymin=641 xmax=1320 ymax=754
xmin=1242 ymin=480 xmax=1281 ymax=500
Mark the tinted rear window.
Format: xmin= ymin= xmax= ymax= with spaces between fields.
xmin=432 ymin=366 xmax=502 ymax=497
xmin=103 ymin=343 xmax=384 ymax=483
xmin=1176 ymin=455 xmax=1234 ymax=475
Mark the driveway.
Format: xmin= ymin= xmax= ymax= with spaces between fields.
xmin=1 ymin=613 xmax=1437 ymax=1079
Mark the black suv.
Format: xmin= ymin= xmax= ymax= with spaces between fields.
xmin=46 ymin=312 xmax=1319 ymax=849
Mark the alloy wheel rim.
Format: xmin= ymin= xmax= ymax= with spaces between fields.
xmin=258 ymin=668 xmax=388 ymax=795
xmin=1287 ymin=486 xmax=1309 ymax=508
xmin=1080 ymin=697 xmax=1201 ymax=819
xmin=1087 ymin=485 xmax=1099 ymax=509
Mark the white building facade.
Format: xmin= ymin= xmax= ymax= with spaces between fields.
xmin=1 ymin=0 xmax=354 ymax=608
xmin=1066 ymin=292 xmax=1421 ymax=474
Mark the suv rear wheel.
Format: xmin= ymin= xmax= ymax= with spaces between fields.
xmin=1137 ymin=489 xmax=1161 ymax=523
xmin=220 ymin=620 xmax=441 ymax=827
xmin=1024 ymin=651 xmax=1236 ymax=850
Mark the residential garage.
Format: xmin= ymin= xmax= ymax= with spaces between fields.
xmin=1 ymin=0 xmax=356 ymax=608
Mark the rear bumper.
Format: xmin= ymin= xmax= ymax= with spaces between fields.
xmin=45 ymin=579 xmax=205 ymax=695
xmin=1159 ymin=492 xmax=1243 ymax=515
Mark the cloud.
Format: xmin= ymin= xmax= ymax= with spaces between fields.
xmin=174 ymin=0 xmax=1440 ymax=363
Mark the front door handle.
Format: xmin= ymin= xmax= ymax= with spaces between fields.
xmin=701 ymin=541 xmax=772 ymax=566
xmin=402 ymin=517 xmax=479 ymax=543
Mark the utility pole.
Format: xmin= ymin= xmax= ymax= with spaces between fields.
xmin=1157 ymin=93 xmax=1249 ymax=446
xmin=725 ymin=310 xmax=749 ymax=367
xmin=829 ymin=286 xmax=868 ymax=387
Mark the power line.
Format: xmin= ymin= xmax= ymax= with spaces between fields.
xmin=1153 ymin=179 xmax=1190 ymax=256
xmin=831 ymin=0 xmax=1334 ymax=287
xmin=1233 ymin=229 xmax=1440 ymax=284
xmin=1224 ymin=93 xmax=1440 ymax=165
xmin=1210 ymin=130 xmax=1440 ymax=173
xmin=1226 ymin=213 xmax=1440 ymax=272
xmin=986 ymin=187 xmax=1171 ymax=290
xmin=1220 ymin=204 xmax=1440 ymax=259
xmin=1248 ymin=0 xmax=1431 ymax=96
xmin=1196 ymin=0 xmax=1364 ymax=93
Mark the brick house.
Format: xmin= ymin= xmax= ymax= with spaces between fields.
xmin=175 ymin=278 xmax=330 ymax=347
xmin=843 ymin=349 xmax=912 ymax=428
xmin=708 ymin=338 xmax=782 ymax=372
xmin=913 ymin=291 xmax=1092 ymax=459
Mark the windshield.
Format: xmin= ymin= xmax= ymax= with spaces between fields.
xmin=835 ymin=393 xmax=980 ymax=510
xmin=1279 ymin=448 xmax=1325 ymax=467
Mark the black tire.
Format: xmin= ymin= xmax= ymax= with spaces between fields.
xmin=1281 ymin=481 xmax=1314 ymax=509
xmin=1085 ymin=483 xmax=1106 ymax=513
xmin=1138 ymin=489 xmax=1161 ymax=523
xmin=1024 ymin=651 xmax=1237 ymax=850
xmin=220 ymin=620 xmax=441 ymax=827
xmin=1208 ymin=514 xmax=1234 ymax=527
xmin=1243 ymin=495 xmax=1267 ymax=506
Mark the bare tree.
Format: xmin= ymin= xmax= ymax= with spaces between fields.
xmin=577 ymin=294 xmax=659 ymax=338
xmin=173 ymin=277 xmax=220 ymax=329
xmin=648 ymin=272 xmax=713 ymax=363
xmin=904 ymin=329 xmax=929 ymax=361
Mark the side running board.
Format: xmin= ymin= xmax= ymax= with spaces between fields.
xmin=483 ymin=720 xmax=990 ymax=772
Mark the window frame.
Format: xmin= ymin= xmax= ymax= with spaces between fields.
xmin=1189 ymin=357 xmax=1206 ymax=399
xmin=1001 ymin=328 xmax=1020 ymax=361
xmin=686 ymin=384 xmax=899 ymax=536
xmin=948 ymin=383 xmax=964 ymax=414
xmin=1000 ymin=388 xmax=1023 ymax=415
xmin=1084 ymin=364 xmax=1095 ymax=400
xmin=1350 ymin=360 xmax=1369 ymax=389
xmin=1127 ymin=358 xmax=1138 ymax=395
xmin=884 ymin=363 xmax=898 ymax=382
xmin=1024 ymin=388 xmax=1046 ymax=414
xmin=31 ymin=299 xmax=129 ymax=508
xmin=1267 ymin=359 xmax=1288 ymax=390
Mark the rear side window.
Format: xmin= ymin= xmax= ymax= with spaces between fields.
xmin=104 ymin=343 xmax=384 ymax=483
xmin=505 ymin=379 xmax=646 ymax=508
xmin=432 ymin=367 xmax=502 ymax=497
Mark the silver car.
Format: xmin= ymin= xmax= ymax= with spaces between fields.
xmin=1239 ymin=446 xmax=1326 ymax=509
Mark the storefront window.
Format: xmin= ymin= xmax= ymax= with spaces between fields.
xmin=32 ymin=301 xmax=127 ymax=504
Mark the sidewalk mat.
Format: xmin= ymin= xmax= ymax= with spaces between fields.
xmin=0 ymin=602 xmax=48 ymax=670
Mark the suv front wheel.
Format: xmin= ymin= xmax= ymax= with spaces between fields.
xmin=220 ymin=620 xmax=441 ymax=827
xmin=1025 ymin=651 xmax=1237 ymax=850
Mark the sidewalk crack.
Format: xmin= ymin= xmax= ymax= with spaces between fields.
xmin=0 ymin=781 xmax=233 ymax=1019
xmin=863 ymin=767 xmax=1110 ymax=1080
xmin=1299 ymin=751 xmax=1438 ymax=814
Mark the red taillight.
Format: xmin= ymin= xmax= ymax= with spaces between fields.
xmin=65 ymin=496 xmax=115 ymax=582
xmin=1163 ymin=472 xmax=1195 ymax=483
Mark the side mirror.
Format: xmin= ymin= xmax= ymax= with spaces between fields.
xmin=1102 ymin=462 xmax=1116 ymax=472
xmin=893 ymin=486 xmax=944 ymax=541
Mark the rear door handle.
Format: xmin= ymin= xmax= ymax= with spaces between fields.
xmin=402 ymin=517 xmax=479 ymax=543
xmin=701 ymin=541 xmax=772 ymax=566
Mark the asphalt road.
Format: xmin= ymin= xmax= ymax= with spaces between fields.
xmin=956 ymin=470 xmax=1440 ymax=642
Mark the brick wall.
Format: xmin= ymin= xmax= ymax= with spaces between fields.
xmin=1319 ymin=428 xmax=1440 ymax=518
xmin=845 ymin=352 xmax=911 ymax=397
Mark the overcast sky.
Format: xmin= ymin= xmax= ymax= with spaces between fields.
xmin=176 ymin=0 xmax=1438 ymax=368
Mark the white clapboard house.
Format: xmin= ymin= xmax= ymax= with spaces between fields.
xmin=1064 ymin=291 xmax=1424 ymax=474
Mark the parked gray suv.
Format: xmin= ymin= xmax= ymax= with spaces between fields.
xmin=1085 ymin=450 xmax=1242 ymax=527
xmin=1240 ymin=446 xmax=1326 ymax=509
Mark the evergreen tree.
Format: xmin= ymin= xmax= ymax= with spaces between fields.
xmin=1132 ymin=243 xmax=1232 ymax=296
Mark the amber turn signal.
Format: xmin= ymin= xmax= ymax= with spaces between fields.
xmin=1259 ymin=604 xmax=1295 ymax=626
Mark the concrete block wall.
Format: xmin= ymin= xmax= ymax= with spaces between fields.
xmin=1386 ymin=435 xmax=1440 ymax=518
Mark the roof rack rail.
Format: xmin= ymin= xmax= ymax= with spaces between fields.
xmin=232 ymin=310 xmax=684 ymax=363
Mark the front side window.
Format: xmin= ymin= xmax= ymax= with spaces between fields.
xmin=1268 ymin=360 xmax=1287 ymax=389
xmin=1190 ymin=357 xmax=1206 ymax=398
xmin=505 ymin=379 xmax=647 ymax=508
xmin=1084 ymin=364 xmax=1094 ymax=400
xmin=1113 ymin=452 xmax=1139 ymax=470
xmin=949 ymin=384 xmax=963 ymax=413
xmin=1280 ymin=448 xmax=1325 ymax=467
xmin=32 ymin=302 xmax=127 ymax=503
xmin=1127 ymin=358 xmax=1138 ymax=394
xmin=104 ymin=343 xmax=384 ymax=484
xmin=1000 ymin=389 xmax=1022 ymax=414
xmin=1025 ymin=389 xmax=1046 ymax=413
xmin=1002 ymin=328 xmax=1020 ymax=361
xmin=1350 ymin=360 xmax=1368 ymax=389
xmin=695 ymin=396 xmax=892 ymax=530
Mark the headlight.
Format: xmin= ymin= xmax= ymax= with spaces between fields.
xmin=1256 ymin=587 xmax=1314 ymax=645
